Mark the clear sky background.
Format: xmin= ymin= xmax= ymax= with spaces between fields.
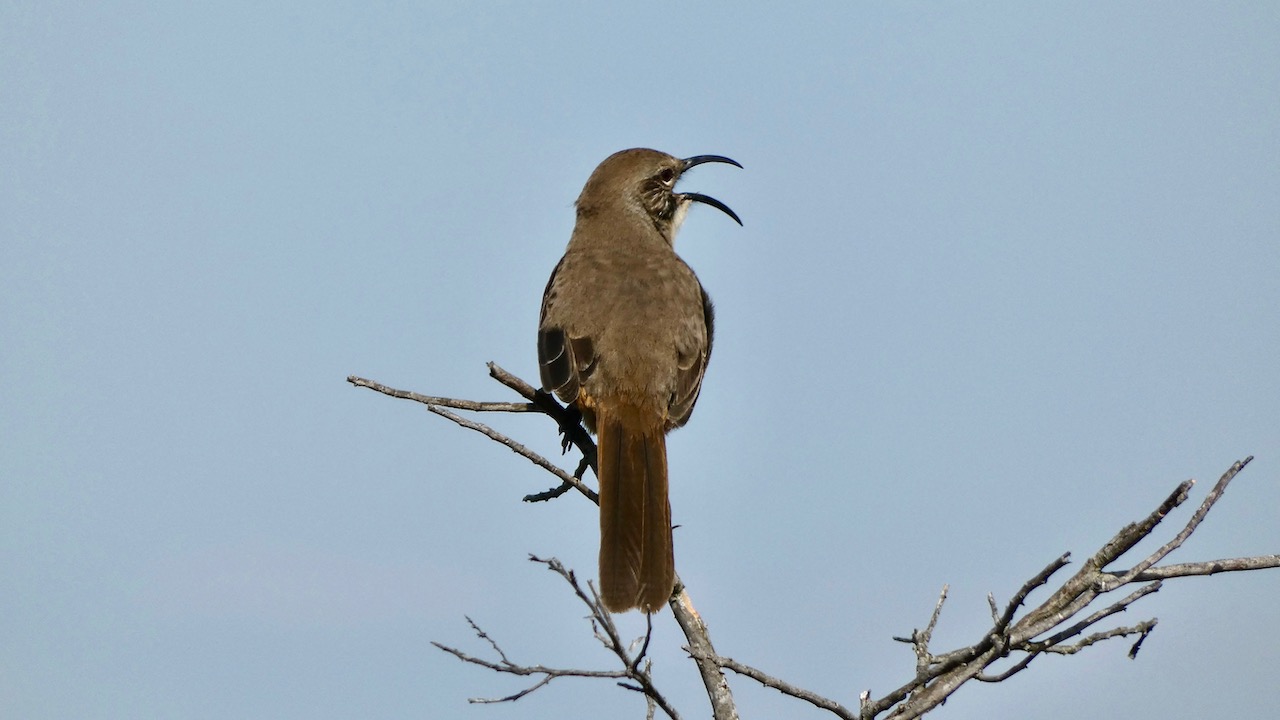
xmin=3 ymin=3 xmax=1278 ymax=719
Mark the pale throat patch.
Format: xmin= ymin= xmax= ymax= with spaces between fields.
xmin=670 ymin=198 xmax=691 ymax=241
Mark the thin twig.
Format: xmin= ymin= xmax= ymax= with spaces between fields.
xmin=908 ymin=585 xmax=949 ymax=675
xmin=355 ymin=366 xmax=1278 ymax=720
xmin=862 ymin=458 xmax=1268 ymax=720
xmin=997 ymin=553 xmax=1071 ymax=633
xmin=431 ymin=624 xmax=628 ymax=704
xmin=489 ymin=362 xmax=597 ymax=468
xmin=1105 ymin=555 xmax=1280 ymax=581
xmin=715 ymin=655 xmax=857 ymax=720
xmin=1032 ymin=582 xmax=1162 ymax=649
xmin=524 ymin=456 xmax=594 ymax=503
xmin=1105 ymin=457 xmax=1253 ymax=588
xmin=974 ymin=653 xmax=1036 ymax=683
xmin=1042 ymin=619 xmax=1158 ymax=656
xmin=424 ymin=404 xmax=599 ymax=502
xmin=348 ymin=375 xmax=535 ymax=412
xmin=529 ymin=556 xmax=683 ymax=720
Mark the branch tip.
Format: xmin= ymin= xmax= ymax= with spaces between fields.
xmin=361 ymin=371 xmax=1270 ymax=720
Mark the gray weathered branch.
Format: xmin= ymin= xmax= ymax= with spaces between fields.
xmin=351 ymin=368 xmax=1279 ymax=720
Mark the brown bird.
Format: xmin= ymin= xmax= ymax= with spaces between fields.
xmin=538 ymin=148 xmax=741 ymax=613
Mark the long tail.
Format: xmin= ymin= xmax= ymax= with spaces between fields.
xmin=595 ymin=402 xmax=674 ymax=613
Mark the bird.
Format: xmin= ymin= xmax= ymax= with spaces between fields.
xmin=537 ymin=148 xmax=741 ymax=612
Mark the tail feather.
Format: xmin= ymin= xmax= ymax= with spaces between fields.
xmin=596 ymin=404 xmax=674 ymax=613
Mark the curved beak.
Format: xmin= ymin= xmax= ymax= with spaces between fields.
xmin=681 ymin=192 xmax=742 ymax=226
xmin=682 ymin=154 xmax=743 ymax=171
xmin=679 ymin=155 xmax=743 ymax=226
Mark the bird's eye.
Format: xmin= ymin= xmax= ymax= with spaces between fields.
xmin=658 ymin=168 xmax=676 ymax=185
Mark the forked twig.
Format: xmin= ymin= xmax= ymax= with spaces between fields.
xmin=352 ymin=366 xmax=1279 ymax=720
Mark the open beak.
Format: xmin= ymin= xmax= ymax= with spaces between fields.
xmin=679 ymin=155 xmax=743 ymax=226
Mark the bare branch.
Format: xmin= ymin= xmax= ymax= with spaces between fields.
xmin=850 ymin=457 xmax=1269 ymax=720
xmin=348 ymin=371 xmax=599 ymax=502
xmin=974 ymin=654 xmax=1035 ymax=683
xmin=489 ymin=362 xmax=598 ymax=468
xmin=1090 ymin=479 xmax=1196 ymax=568
xmin=1033 ymin=582 xmax=1162 ymax=650
xmin=348 ymin=374 xmax=535 ymax=413
xmin=468 ymin=615 xmax=511 ymax=664
xmin=486 ymin=362 xmax=542 ymax=401
xmin=532 ymin=556 xmax=683 ymax=720
xmin=424 ymin=404 xmax=598 ymax=503
xmin=1127 ymin=622 xmax=1155 ymax=659
xmin=670 ymin=583 xmax=739 ymax=720
xmin=354 ymin=365 xmax=1280 ymax=720
xmin=997 ymin=553 xmax=1071 ymax=633
xmin=1107 ymin=555 xmax=1280 ymax=581
xmin=911 ymin=584 xmax=949 ymax=675
xmin=431 ymin=619 xmax=628 ymax=705
xmin=1104 ymin=458 xmax=1253 ymax=588
xmin=714 ymin=655 xmax=857 ymax=720
xmin=524 ymin=456 xmax=594 ymax=503
xmin=1043 ymin=619 xmax=1158 ymax=657
xmin=432 ymin=556 xmax=683 ymax=718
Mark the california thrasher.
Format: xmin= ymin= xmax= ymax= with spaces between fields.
xmin=538 ymin=148 xmax=741 ymax=613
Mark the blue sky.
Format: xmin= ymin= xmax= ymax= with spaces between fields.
xmin=3 ymin=3 xmax=1278 ymax=719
